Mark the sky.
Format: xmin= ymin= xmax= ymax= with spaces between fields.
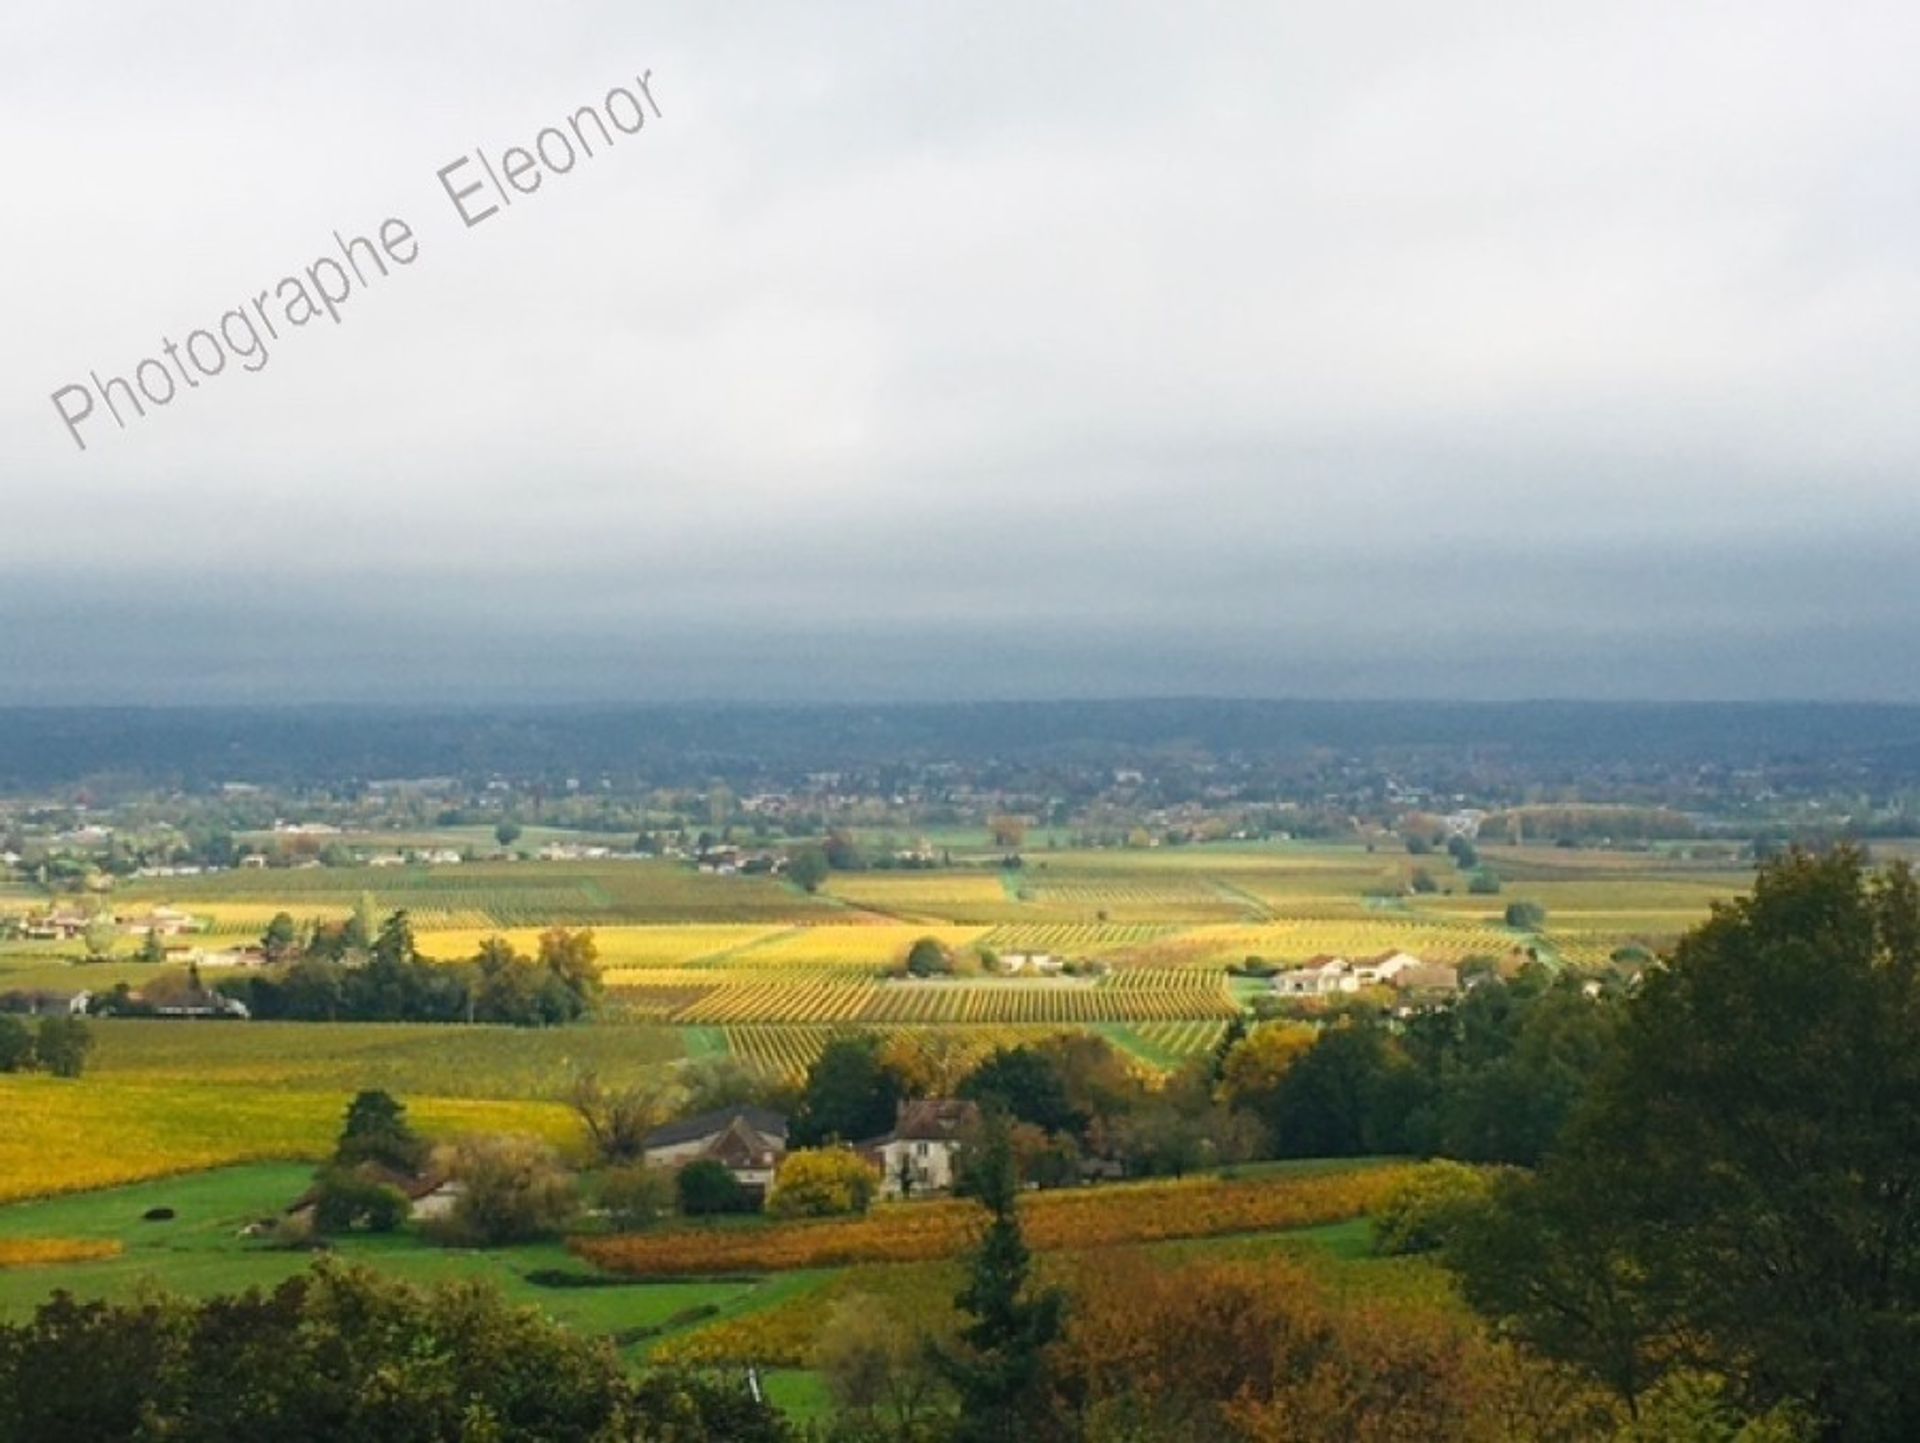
xmin=4 ymin=2 xmax=1918 ymax=704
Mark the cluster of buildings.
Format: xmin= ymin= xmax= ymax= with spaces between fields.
xmin=1269 ymin=950 xmax=1461 ymax=1000
xmin=639 ymin=1097 xmax=984 ymax=1203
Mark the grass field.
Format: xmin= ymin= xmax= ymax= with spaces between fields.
xmin=0 ymin=1164 xmax=773 ymax=1362
xmin=0 ymin=1076 xmax=581 ymax=1204
xmin=82 ymin=1018 xmax=686 ymax=1097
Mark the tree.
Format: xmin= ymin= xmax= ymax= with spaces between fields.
xmin=137 ymin=927 xmax=167 ymax=966
xmin=344 ymin=891 xmax=377 ymax=952
xmin=567 ymin=1070 xmax=679 ymax=1166
xmin=1450 ymin=849 xmax=1920 ymax=1439
xmin=495 ymin=820 xmax=523 ymax=849
xmin=0 ymin=1260 xmax=790 ymax=1442
xmin=905 ymin=935 xmax=953 ymax=977
xmin=1371 ymin=1160 xmax=1496 ymax=1256
xmin=80 ymin=916 xmax=117 ymax=962
xmin=537 ymin=927 xmax=602 ymax=1016
xmin=959 ymin=1046 xmax=1081 ymax=1136
xmin=309 ymin=1168 xmax=410 ymax=1234
xmin=1446 ymin=836 xmax=1480 ymax=870
xmin=677 ymin=1158 xmax=753 ymax=1216
xmin=34 ymin=1017 xmax=91 ymax=1079
xmin=1219 ymin=1022 xmax=1316 ymax=1110
xmin=260 ymin=911 xmax=299 ymax=962
xmin=793 ymin=1036 xmax=902 ymax=1146
xmin=0 ymin=1016 xmax=33 ymax=1073
xmin=335 ymin=1090 xmax=428 ymax=1174
xmin=1505 ymin=900 xmax=1548 ymax=930
xmin=1412 ymin=982 xmax=1617 ymax=1166
xmin=1468 ymin=868 xmax=1503 ymax=895
xmin=429 ymin=1135 xmax=577 ymax=1246
xmin=814 ymin=1291 xmax=950 ymax=1436
xmin=988 ymin=815 xmax=1028 ymax=850
xmin=1262 ymin=1024 xmax=1422 ymax=1157
xmin=765 ymin=1146 xmax=881 ymax=1218
xmin=934 ymin=1112 xmax=1065 ymax=1441
xmin=787 ymin=843 xmax=830 ymax=893
xmin=597 ymin=1164 xmax=676 ymax=1230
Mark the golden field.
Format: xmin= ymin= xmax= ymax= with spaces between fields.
xmin=0 ymin=1075 xmax=581 ymax=1204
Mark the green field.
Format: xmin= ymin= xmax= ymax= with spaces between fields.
xmin=0 ymin=1164 xmax=773 ymax=1363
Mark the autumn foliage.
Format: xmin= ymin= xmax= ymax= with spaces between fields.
xmin=578 ymin=1164 xmax=1415 ymax=1276
xmin=0 ymin=1238 xmax=122 ymax=1269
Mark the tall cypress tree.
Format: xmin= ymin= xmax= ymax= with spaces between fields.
xmin=935 ymin=1111 xmax=1065 ymax=1442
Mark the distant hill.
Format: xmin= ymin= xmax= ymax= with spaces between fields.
xmin=2 ymin=699 xmax=1919 ymax=792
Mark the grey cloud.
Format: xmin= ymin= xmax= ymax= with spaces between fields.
xmin=2 ymin=2 xmax=1917 ymax=702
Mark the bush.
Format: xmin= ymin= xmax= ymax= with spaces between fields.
xmin=1467 ymin=869 xmax=1502 ymax=895
xmin=597 ymin=1164 xmax=676 ymax=1230
xmin=766 ymin=1147 xmax=880 ymax=1219
xmin=310 ymin=1169 xmax=410 ymax=1235
xmin=1371 ymin=1160 xmax=1496 ymax=1256
xmin=678 ymin=1159 xmax=754 ymax=1216
xmin=0 ymin=1016 xmax=32 ymax=1073
xmin=1504 ymin=901 xmax=1548 ymax=930
xmin=429 ymin=1135 xmax=577 ymax=1246
xmin=905 ymin=936 xmax=952 ymax=977
xmin=0 ymin=1260 xmax=791 ymax=1442
xmin=34 ymin=1017 xmax=92 ymax=1078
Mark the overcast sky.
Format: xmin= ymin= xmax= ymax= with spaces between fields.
xmin=4 ymin=2 xmax=1917 ymax=704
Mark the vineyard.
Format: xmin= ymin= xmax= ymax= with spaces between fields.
xmin=579 ymin=1162 xmax=1418 ymax=1276
xmin=118 ymin=860 xmax=835 ymax=931
xmin=722 ymin=1024 xmax=1080 ymax=1083
xmin=977 ymin=922 xmax=1181 ymax=956
xmin=607 ymin=969 xmax=1238 ymax=1027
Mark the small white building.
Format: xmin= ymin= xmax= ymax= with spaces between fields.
xmin=860 ymin=1099 xmax=982 ymax=1199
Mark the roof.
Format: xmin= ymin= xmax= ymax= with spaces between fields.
xmin=699 ymin=1116 xmax=783 ymax=1171
xmin=287 ymin=1163 xmax=451 ymax=1213
xmin=644 ymin=1105 xmax=789 ymax=1151
xmin=859 ymin=1098 xmax=981 ymax=1147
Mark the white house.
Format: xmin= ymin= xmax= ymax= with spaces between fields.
xmin=860 ymin=1099 xmax=982 ymax=1199
xmin=1271 ymin=956 xmax=1363 ymax=996
xmin=1272 ymin=951 xmax=1452 ymax=998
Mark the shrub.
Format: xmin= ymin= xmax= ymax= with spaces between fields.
xmin=597 ymin=1164 xmax=676 ymax=1231
xmin=429 ymin=1134 xmax=577 ymax=1247
xmin=0 ymin=1017 xmax=32 ymax=1073
xmin=33 ymin=1017 xmax=92 ymax=1078
xmin=1504 ymin=901 xmax=1548 ymax=930
xmin=310 ymin=1168 xmax=410 ymax=1235
xmin=905 ymin=936 xmax=952 ymax=978
xmin=766 ymin=1147 xmax=880 ymax=1219
xmin=1468 ymin=869 xmax=1502 ymax=895
xmin=1372 ymin=1160 xmax=1497 ymax=1256
xmin=678 ymin=1159 xmax=754 ymax=1217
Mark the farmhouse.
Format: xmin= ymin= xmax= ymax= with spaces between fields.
xmin=1272 ymin=951 xmax=1458 ymax=999
xmin=642 ymin=1105 xmax=789 ymax=1202
xmin=286 ymin=1165 xmax=462 ymax=1223
xmin=998 ymin=952 xmax=1064 ymax=976
xmin=859 ymin=1098 xmax=981 ymax=1199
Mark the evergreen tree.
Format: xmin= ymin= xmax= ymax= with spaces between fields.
xmin=936 ymin=1112 xmax=1065 ymax=1442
